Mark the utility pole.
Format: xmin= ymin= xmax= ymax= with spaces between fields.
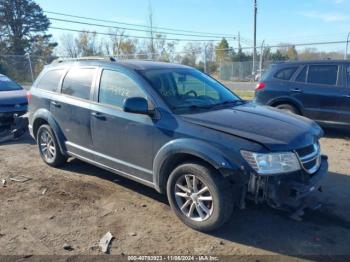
xmin=238 ymin=32 xmax=241 ymax=50
xmin=345 ymin=32 xmax=350 ymax=60
xmin=25 ymin=53 xmax=34 ymax=83
xmin=252 ymin=0 xmax=257 ymax=77
xmin=259 ymin=40 xmax=265 ymax=81
xmin=148 ymin=1 xmax=155 ymax=60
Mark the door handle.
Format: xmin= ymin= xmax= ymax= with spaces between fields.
xmin=91 ymin=112 xmax=106 ymax=120
xmin=343 ymin=94 xmax=350 ymax=98
xmin=290 ymin=88 xmax=302 ymax=93
xmin=51 ymin=101 xmax=61 ymax=108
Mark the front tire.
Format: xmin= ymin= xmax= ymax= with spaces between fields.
xmin=167 ymin=163 xmax=234 ymax=232
xmin=37 ymin=125 xmax=67 ymax=167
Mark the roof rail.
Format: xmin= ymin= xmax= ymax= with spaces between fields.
xmin=51 ymin=56 xmax=116 ymax=64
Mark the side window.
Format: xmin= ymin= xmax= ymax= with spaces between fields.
xmin=36 ymin=69 xmax=64 ymax=92
xmin=307 ymin=65 xmax=338 ymax=86
xmin=274 ymin=67 xmax=297 ymax=80
xmin=295 ymin=66 xmax=307 ymax=82
xmin=62 ymin=68 xmax=95 ymax=100
xmin=99 ymin=70 xmax=145 ymax=108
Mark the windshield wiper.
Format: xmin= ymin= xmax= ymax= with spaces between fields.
xmin=210 ymin=100 xmax=246 ymax=108
xmin=172 ymin=100 xmax=246 ymax=111
xmin=172 ymin=104 xmax=212 ymax=111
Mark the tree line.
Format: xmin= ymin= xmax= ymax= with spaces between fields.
xmin=0 ymin=0 xmax=345 ymax=82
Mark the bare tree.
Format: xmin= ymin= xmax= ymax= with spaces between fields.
xmin=181 ymin=42 xmax=202 ymax=67
xmin=75 ymin=31 xmax=102 ymax=57
xmin=135 ymin=40 xmax=149 ymax=59
xmin=107 ymin=29 xmax=125 ymax=57
xmin=59 ymin=34 xmax=78 ymax=57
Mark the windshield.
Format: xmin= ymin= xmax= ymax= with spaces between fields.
xmin=141 ymin=68 xmax=241 ymax=113
xmin=0 ymin=76 xmax=22 ymax=91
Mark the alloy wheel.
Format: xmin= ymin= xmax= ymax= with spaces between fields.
xmin=174 ymin=174 xmax=214 ymax=222
xmin=39 ymin=129 xmax=56 ymax=162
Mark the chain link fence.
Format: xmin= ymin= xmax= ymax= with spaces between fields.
xmin=0 ymin=55 xmax=56 ymax=85
xmin=0 ymin=48 xmax=346 ymax=92
xmin=218 ymin=60 xmax=281 ymax=82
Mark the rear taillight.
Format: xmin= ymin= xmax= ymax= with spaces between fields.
xmin=26 ymin=91 xmax=32 ymax=102
xmin=255 ymin=82 xmax=266 ymax=91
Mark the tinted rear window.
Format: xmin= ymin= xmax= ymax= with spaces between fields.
xmin=274 ymin=67 xmax=297 ymax=80
xmin=37 ymin=70 xmax=64 ymax=92
xmin=0 ymin=76 xmax=22 ymax=91
xmin=62 ymin=68 xmax=95 ymax=100
xmin=308 ymin=65 xmax=338 ymax=85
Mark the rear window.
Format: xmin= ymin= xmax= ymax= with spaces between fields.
xmin=37 ymin=69 xmax=64 ymax=92
xmin=274 ymin=67 xmax=297 ymax=80
xmin=62 ymin=68 xmax=95 ymax=100
xmin=307 ymin=65 xmax=338 ymax=85
xmin=0 ymin=76 xmax=22 ymax=91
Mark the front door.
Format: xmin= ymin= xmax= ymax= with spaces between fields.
xmin=91 ymin=69 xmax=155 ymax=182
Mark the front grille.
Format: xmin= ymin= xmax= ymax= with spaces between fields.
xmin=295 ymin=142 xmax=321 ymax=174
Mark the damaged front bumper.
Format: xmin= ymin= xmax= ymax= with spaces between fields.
xmin=246 ymin=155 xmax=328 ymax=212
xmin=0 ymin=111 xmax=28 ymax=141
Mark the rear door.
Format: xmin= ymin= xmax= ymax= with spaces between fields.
xmin=50 ymin=67 xmax=97 ymax=159
xmin=291 ymin=64 xmax=344 ymax=124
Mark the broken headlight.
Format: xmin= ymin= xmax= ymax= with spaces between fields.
xmin=241 ymin=150 xmax=301 ymax=175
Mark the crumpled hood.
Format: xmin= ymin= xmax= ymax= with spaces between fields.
xmin=0 ymin=89 xmax=27 ymax=105
xmin=181 ymin=102 xmax=323 ymax=151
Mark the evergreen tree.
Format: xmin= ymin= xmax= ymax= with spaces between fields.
xmin=215 ymin=38 xmax=230 ymax=63
xmin=0 ymin=0 xmax=54 ymax=55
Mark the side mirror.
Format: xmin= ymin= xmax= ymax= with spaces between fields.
xmin=123 ymin=97 xmax=151 ymax=115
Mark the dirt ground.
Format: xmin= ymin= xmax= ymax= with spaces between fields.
xmin=1 ymin=130 xmax=350 ymax=258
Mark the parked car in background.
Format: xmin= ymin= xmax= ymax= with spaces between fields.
xmin=255 ymin=60 xmax=350 ymax=128
xmin=0 ymin=74 xmax=28 ymax=140
xmin=28 ymin=58 xmax=328 ymax=231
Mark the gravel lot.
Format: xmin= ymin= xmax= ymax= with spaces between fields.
xmin=0 ymin=130 xmax=350 ymax=257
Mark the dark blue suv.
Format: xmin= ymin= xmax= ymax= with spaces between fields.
xmin=255 ymin=60 xmax=350 ymax=128
xmin=28 ymin=58 xmax=328 ymax=231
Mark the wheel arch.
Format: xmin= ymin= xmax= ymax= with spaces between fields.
xmin=268 ymin=97 xmax=304 ymax=115
xmin=32 ymin=109 xmax=68 ymax=155
xmin=153 ymin=139 xmax=241 ymax=194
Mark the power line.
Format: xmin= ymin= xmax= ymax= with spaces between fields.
xmin=182 ymin=40 xmax=349 ymax=51
xmin=239 ymin=40 xmax=349 ymax=50
xmin=48 ymin=17 xmax=237 ymax=39
xmin=50 ymin=25 xmax=349 ymax=48
xmin=44 ymin=10 xmax=235 ymax=38
xmin=49 ymin=26 xmax=227 ymax=42
xmin=260 ymin=32 xmax=350 ymax=43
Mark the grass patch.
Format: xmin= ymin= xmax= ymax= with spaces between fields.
xmin=232 ymin=90 xmax=255 ymax=101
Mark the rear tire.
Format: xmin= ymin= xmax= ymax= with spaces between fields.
xmin=166 ymin=163 xmax=234 ymax=232
xmin=37 ymin=125 xmax=67 ymax=167
xmin=275 ymin=103 xmax=299 ymax=114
